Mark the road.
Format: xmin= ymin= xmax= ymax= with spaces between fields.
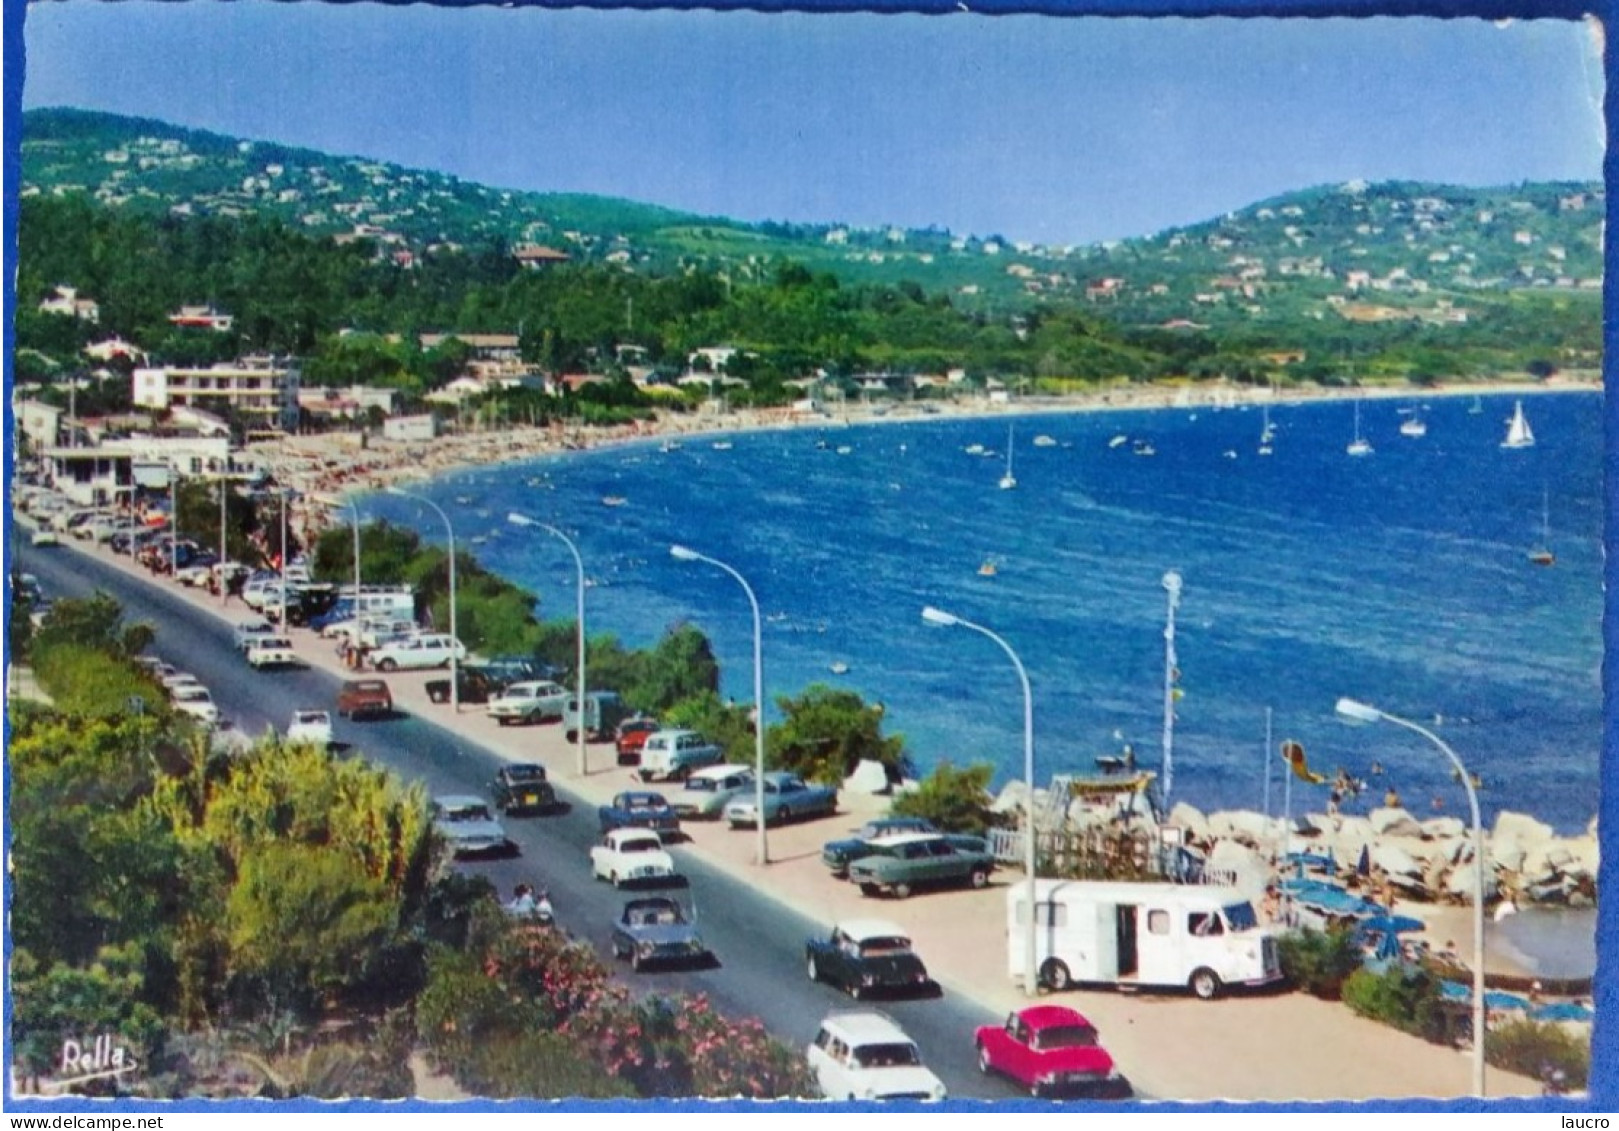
xmin=15 ymin=538 xmax=1036 ymax=1102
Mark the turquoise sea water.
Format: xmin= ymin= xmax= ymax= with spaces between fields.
xmin=369 ymin=391 xmax=1604 ymax=835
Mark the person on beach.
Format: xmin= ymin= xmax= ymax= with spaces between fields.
xmin=1384 ymin=786 xmax=1402 ymax=809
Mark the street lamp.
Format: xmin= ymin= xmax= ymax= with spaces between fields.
xmin=387 ymin=487 xmax=460 ymax=712
xmin=1336 ymin=696 xmax=1485 ymax=1097
xmin=277 ymin=487 xmax=291 ymax=628
xmin=671 ymin=544 xmax=768 ymax=866
xmin=217 ymin=471 xmax=229 ymax=609
xmin=922 ymin=604 xmax=1039 ymax=998
xmin=510 ymin=512 xmax=588 ymax=776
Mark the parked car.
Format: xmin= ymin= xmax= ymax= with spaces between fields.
xmin=431 ymin=795 xmax=513 ymax=859
xmin=598 ymin=790 xmax=681 ymax=837
xmin=170 ymin=685 xmax=220 ymax=726
xmin=669 ymin=765 xmax=755 ymax=820
xmin=478 ymin=655 xmax=556 ymax=686
xmin=590 ymin=828 xmax=678 ymax=888
xmin=615 ymin=716 xmax=661 ymax=765
xmin=286 ymin=709 xmax=334 ymax=747
xmin=490 ymin=763 xmax=557 ymax=816
xmin=637 ymin=729 xmax=725 ymax=783
xmin=161 ymin=671 xmax=206 ymax=695
xmin=608 ymin=896 xmax=710 ymax=972
xmin=486 ymin=680 xmax=570 ymax=725
xmin=847 ymin=833 xmax=996 ymax=899
xmin=974 ymin=1006 xmax=1132 ymax=1100
xmin=806 ymin=1011 xmax=947 ymax=1102
xmin=369 ymin=633 xmax=466 ymax=672
xmin=233 ymin=619 xmax=278 ymax=652
xmin=336 ymin=678 xmax=394 ymax=720
xmin=356 ymin=617 xmax=422 ymax=650
xmin=823 ymin=819 xmax=988 ymax=879
xmin=724 ymin=772 xmax=838 ymax=830
xmin=806 ymin=920 xmax=935 ymax=999
xmin=30 ymin=529 xmax=60 ymax=548
xmin=425 ymin=665 xmax=503 ymax=705
xmin=563 ymin=691 xmax=633 ymax=744
xmin=245 ymin=636 xmax=299 ymax=669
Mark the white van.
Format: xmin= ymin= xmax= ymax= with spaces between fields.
xmin=1007 ymin=879 xmax=1283 ymax=1000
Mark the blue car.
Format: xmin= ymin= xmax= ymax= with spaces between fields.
xmin=724 ymin=772 xmax=838 ymax=829
xmin=598 ymin=790 xmax=682 ymax=837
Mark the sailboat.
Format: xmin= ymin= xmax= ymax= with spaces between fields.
xmin=1346 ymin=399 xmax=1373 ymax=457
xmin=1528 ymin=487 xmax=1555 ymax=566
xmin=998 ymin=425 xmax=1017 ymax=489
xmin=1501 ymin=401 xmax=1535 ymax=449
xmin=1258 ymin=405 xmax=1275 ymax=455
xmin=1468 ymin=394 xmax=1484 ymax=415
xmin=1399 ymin=409 xmax=1427 ymax=438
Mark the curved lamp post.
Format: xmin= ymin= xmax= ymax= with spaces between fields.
xmin=671 ymin=544 xmax=768 ymax=866
xmin=1336 ymin=696 xmax=1485 ymax=1097
xmin=510 ymin=513 xmax=587 ymax=777
xmin=922 ymin=604 xmax=1039 ymax=998
xmin=387 ymin=487 xmax=459 ymax=712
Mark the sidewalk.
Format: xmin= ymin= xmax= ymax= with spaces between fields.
xmin=60 ymin=535 xmax=1540 ymax=1102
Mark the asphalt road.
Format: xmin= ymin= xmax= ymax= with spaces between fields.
xmin=15 ymin=538 xmax=1037 ymax=1102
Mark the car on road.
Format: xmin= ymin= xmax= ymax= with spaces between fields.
xmin=425 ymin=665 xmax=503 ymax=705
xmin=608 ymin=896 xmax=710 ymax=971
xmin=286 ymin=709 xmax=334 ymax=747
xmin=170 ymin=684 xmax=220 ymax=726
xmin=974 ymin=1006 xmax=1133 ymax=1100
xmin=847 ymin=833 xmax=996 ymax=900
xmin=336 ymin=678 xmax=394 ymax=720
xmin=723 ymin=772 xmax=838 ymax=830
xmin=431 ymin=795 xmax=513 ymax=859
xmin=368 ymin=633 xmax=466 ymax=672
xmin=233 ymin=619 xmax=277 ymax=652
xmin=245 ymin=636 xmax=299 ymax=669
xmin=486 ymin=679 xmax=570 ymax=725
xmin=161 ymin=671 xmax=206 ymax=695
xmin=615 ymin=716 xmax=661 ymax=765
xmin=806 ymin=920 xmax=934 ymax=1000
xmin=489 ymin=763 xmax=557 ymax=816
xmin=598 ymin=790 xmax=681 ymax=837
xmin=806 ymin=1011 xmax=947 ymax=1102
xmin=590 ymin=827 xmax=678 ymax=888
xmin=30 ymin=529 xmax=59 ymax=548
xmin=637 ymin=728 xmax=724 ymax=783
xmin=822 ymin=817 xmax=951 ymax=878
xmin=669 ymin=765 xmax=755 ymax=820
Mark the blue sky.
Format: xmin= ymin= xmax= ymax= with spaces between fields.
xmin=17 ymin=5 xmax=1605 ymax=245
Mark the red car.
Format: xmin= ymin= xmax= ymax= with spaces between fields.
xmin=974 ymin=1006 xmax=1132 ymax=1100
xmin=615 ymin=717 xmax=660 ymax=765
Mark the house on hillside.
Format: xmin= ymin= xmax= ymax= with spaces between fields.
xmin=38 ymin=286 xmax=100 ymax=323
xmin=512 ymin=243 xmax=571 ymax=268
xmin=167 ymin=305 xmax=235 ymax=332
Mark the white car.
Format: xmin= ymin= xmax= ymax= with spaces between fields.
xmin=30 ymin=529 xmax=60 ymax=548
xmin=170 ymin=685 xmax=220 ymax=726
xmin=806 ymin=1011 xmax=947 ymax=1102
xmin=487 ymin=680 xmax=570 ymax=725
xmin=161 ymin=671 xmax=206 ymax=695
xmin=245 ymin=637 xmax=299 ymax=669
xmin=233 ymin=619 xmax=277 ymax=652
xmin=638 ymin=729 xmax=725 ymax=783
xmin=368 ymin=633 xmax=466 ymax=672
xmin=286 ymin=709 xmax=334 ymax=746
xmin=589 ymin=828 xmax=678 ymax=888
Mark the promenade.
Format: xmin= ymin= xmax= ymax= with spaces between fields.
xmin=43 ymin=533 xmax=1545 ymax=1103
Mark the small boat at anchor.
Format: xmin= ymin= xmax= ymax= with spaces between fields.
xmin=1501 ymin=401 xmax=1535 ymax=450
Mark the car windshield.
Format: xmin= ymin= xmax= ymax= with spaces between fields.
xmin=175 ymin=688 xmax=211 ymax=702
xmin=443 ymin=805 xmax=491 ymax=822
xmin=1223 ymin=902 xmax=1258 ymax=932
xmin=621 ymin=838 xmax=659 ymax=853
xmin=858 ymin=938 xmax=913 ymax=958
xmin=626 ymin=797 xmax=662 ymax=811
xmin=296 ymin=712 xmax=328 ymax=724
xmin=631 ymin=905 xmax=682 ymax=926
xmin=507 ymin=767 xmax=546 ymax=783
xmin=852 ymin=1043 xmax=920 ymax=1069
xmin=1032 ymin=1025 xmax=1098 ymax=1051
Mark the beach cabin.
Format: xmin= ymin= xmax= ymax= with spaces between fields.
xmin=1007 ymin=879 xmax=1283 ymax=1000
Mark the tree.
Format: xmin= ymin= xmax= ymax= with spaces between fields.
xmin=889 ymin=761 xmax=1005 ymax=836
xmin=627 ymin=624 xmax=720 ymax=714
xmin=766 ymin=685 xmax=906 ymax=784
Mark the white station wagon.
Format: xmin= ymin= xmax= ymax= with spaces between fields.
xmin=368 ymin=633 xmax=466 ymax=672
xmin=806 ymin=1010 xmax=947 ymax=1102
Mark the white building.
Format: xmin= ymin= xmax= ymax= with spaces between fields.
xmin=132 ymin=356 xmax=301 ymax=433
xmin=41 ymin=434 xmax=243 ymax=507
xmin=38 ymin=286 xmax=100 ymax=323
xmin=382 ymin=414 xmax=439 ymax=442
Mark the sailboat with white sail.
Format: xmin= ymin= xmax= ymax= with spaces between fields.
xmin=998 ymin=424 xmax=1017 ymax=489
xmin=1346 ymin=399 xmax=1373 ymax=457
xmin=1528 ymin=486 xmax=1555 ymax=567
xmin=1501 ymin=401 xmax=1535 ymax=449
xmin=1258 ymin=405 xmax=1275 ymax=456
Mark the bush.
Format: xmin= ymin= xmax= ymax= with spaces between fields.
xmin=1487 ymin=1018 xmax=1590 ymax=1091
xmin=1276 ymin=927 xmax=1363 ymax=999
xmin=890 ymin=761 xmax=1005 ymax=836
xmin=1341 ymin=964 xmax=1449 ymax=1042
xmin=766 ymin=684 xmax=906 ymax=784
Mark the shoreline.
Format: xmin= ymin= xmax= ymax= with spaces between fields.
xmin=257 ymin=376 xmax=1602 ymax=501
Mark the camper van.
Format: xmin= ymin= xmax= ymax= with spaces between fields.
xmin=563 ymin=691 xmax=632 ymax=744
xmin=1007 ymin=880 xmax=1283 ymax=1000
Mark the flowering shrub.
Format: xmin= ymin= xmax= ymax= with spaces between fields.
xmin=485 ymin=925 xmax=619 ymax=1029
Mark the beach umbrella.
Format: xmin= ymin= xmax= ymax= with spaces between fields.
xmin=1360 ymin=913 xmax=1426 ymax=936
xmin=1531 ymin=1002 xmax=1594 ymax=1024
xmin=1483 ymin=990 xmax=1531 ymax=1012
xmin=1356 ymin=844 xmax=1372 ymax=878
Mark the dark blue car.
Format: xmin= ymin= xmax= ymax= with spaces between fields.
xmin=598 ymin=790 xmax=681 ymax=837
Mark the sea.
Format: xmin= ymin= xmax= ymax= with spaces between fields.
xmin=367 ymin=390 xmax=1605 ymax=838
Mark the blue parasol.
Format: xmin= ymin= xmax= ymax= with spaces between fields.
xmin=1531 ymin=1002 xmax=1594 ymax=1023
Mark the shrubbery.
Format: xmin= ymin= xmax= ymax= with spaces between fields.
xmin=1340 ymin=964 xmax=1449 ymax=1042
xmin=890 ymin=761 xmax=1005 ymax=835
xmin=1276 ymin=927 xmax=1363 ymax=999
xmin=1486 ymin=1018 xmax=1590 ymax=1091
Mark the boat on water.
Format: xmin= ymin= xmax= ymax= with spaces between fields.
xmin=998 ymin=425 xmax=1017 ymax=489
xmin=829 ymin=661 xmax=850 ymax=675
xmin=1033 ymin=434 xmax=1057 ymax=447
xmin=1133 ymin=440 xmax=1156 ymax=457
xmin=712 ymin=441 xmax=734 ymax=451
xmin=965 ymin=443 xmax=986 ymax=456
xmin=602 ymin=496 xmax=628 ymax=507
xmin=1468 ymin=395 xmax=1485 ymax=415
xmin=1502 ymin=400 xmax=1535 ymax=449
xmin=1347 ymin=399 xmax=1373 ymax=457
xmin=1399 ymin=413 xmax=1428 ymax=438
xmin=1108 ymin=434 xmax=1129 ymax=449
xmin=837 ymin=445 xmax=853 ymax=455
xmin=1529 ymin=486 xmax=1556 ymax=566
xmin=660 ymin=439 xmax=682 ymax=453
xmin=978 ymin=559 xmax=998 ymax=577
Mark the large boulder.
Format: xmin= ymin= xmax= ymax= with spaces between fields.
xmin=1372 ymin=843 xmax=1423 ymax=880
xmin=992 ymin=780 xmax=1029 ymax=815
xmin=1166 ymin=802 xmax=1209 ymax=843
xmin=1206 ymin=839 xmax=1270 ymax=900
xmin=1368 ymin=807 xmax=1424 ymax=839
xmin=1207 ymin=809 xmax=1274 ymax=845
xmin=1492 ymin=810 xmax=1555 ymax=848
xmin=1489 ymin=839 xmax=1527 ymax=874
xmin=1421 ymin=816 xmax=1466 ymax=840
xmin=1443 ymin=862 xmax=1485 ymax=901
xmin=842 ymin=759 xmax=892 ymax=795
